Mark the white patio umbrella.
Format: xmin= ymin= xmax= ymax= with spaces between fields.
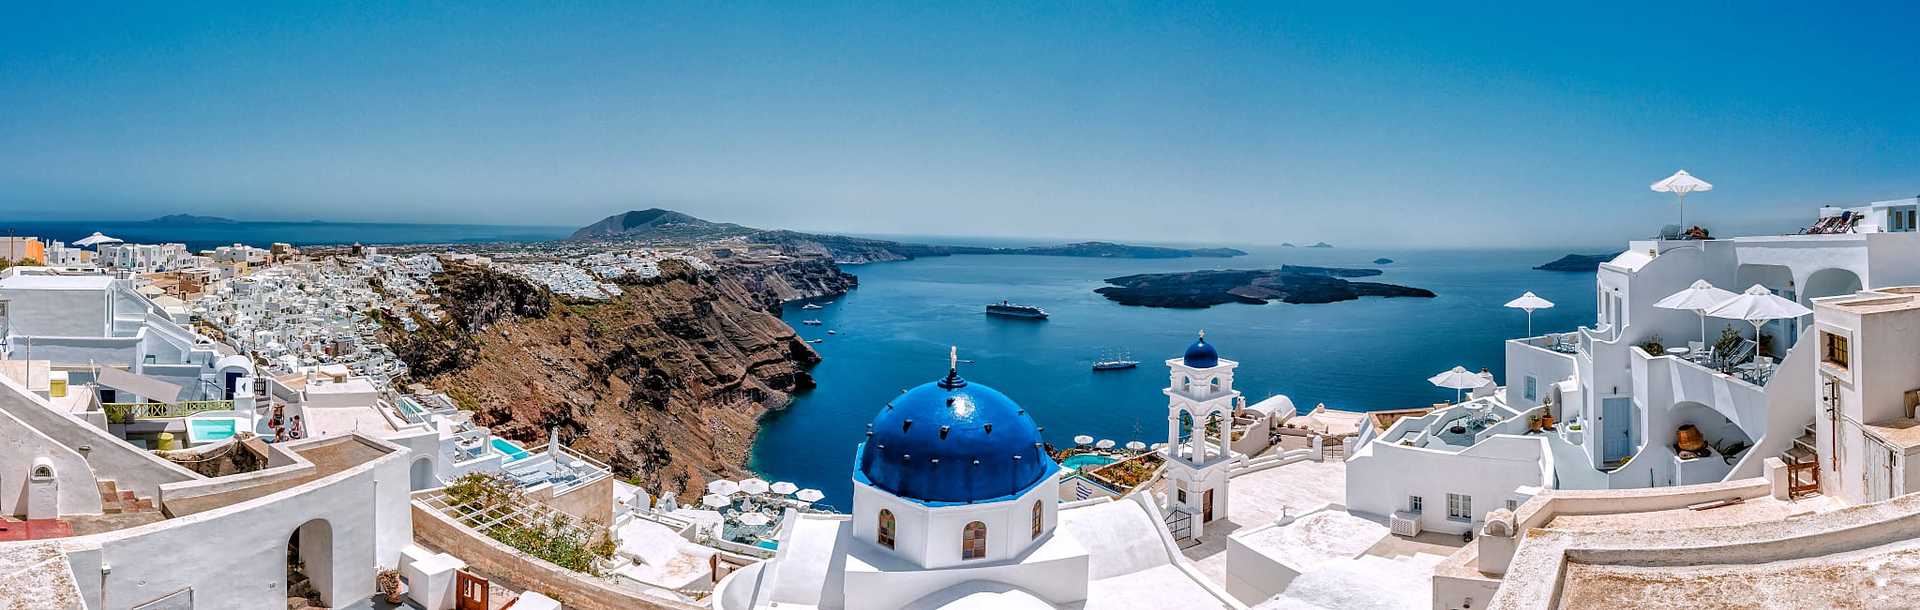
xmin=1706 ymin=284 xmax=1813 ymax=344
xmin=738 ymin=478 xmax=770 ymax=495
xmin=1125 ymin=441 xmax=1147 ymax=451
xmin=1073 ymin=435 xmax=1094 ymax=446
xmin=735 ymin=512 xmax=771 ymax=527
xmin=770 ymin=481 xmax=799 ymax=495
xmin=706 ymin=479 xmax=740 ymax=496
xmin=1504 ymin=292 xmax=1555 ymax=337
xmin=1095 ymin=439 xmax=1116 ymax=449
xmin=1429 ymin=366 xmax=1491 ymax=404
xmin=1651 ymin=170 xmax=1714 ymax=229
xmin=73 ymin=232 xmax=122 ymax=247
xmin=1654 ymin=280 xmax=1738 ymax=344
xmin=701 ymin=493 xmax=732 ymax=509
xmin=794 ymin=489 xmax=825 ymax=503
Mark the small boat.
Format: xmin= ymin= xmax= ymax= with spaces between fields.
xmin=800 ymin=303 xmax=823 ymax=310
xmin=802 ymin=319 xmax=823 ymax=326
xmin=807 ymin=338 xmax=824 ymax=344
xmin=826 ymin=330 xmax=837 ymax=335
xmin=985 ymin=300 xmax=1048 ymax=320
xmin=821 ymin=300 xmax=834 ymax=304
xmin=1092 ymin=351 xmax=1139 ymax=371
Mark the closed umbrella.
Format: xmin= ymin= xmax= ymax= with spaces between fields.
xmin=701 ymin=493 xmax=732 ymax=508
xmin=794 ymin=489 xmax=825 ymax=503
xmin=1651 ymin=170 xmax=1714 ymax=230
xmin=1429 ymin=366 xmax=1491 ymax=404
xmin=1504 ymin=292 xmax=1555 ymax=337
xmin=1654 ymin=280 xmax=1738 ymax=344
xmin=706 ymin=479 xmax=740 ymax=496
xmin=770 ymin=481 xmax=799 ymax=495
xmin=1706 ymin=284 xmax=1813 ymax=345
xmin=738 ymin=478 xmax=770 ymax=495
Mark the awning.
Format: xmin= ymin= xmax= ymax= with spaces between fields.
xmin=94 ymin=366 xmax=185 ymax=402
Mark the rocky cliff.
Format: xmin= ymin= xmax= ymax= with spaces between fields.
xmin=386 ymin=257 xmax=856 ymax=498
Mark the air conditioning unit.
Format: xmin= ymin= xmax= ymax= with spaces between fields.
xmin=1390 ymin=511 xmax=1422 ymax=537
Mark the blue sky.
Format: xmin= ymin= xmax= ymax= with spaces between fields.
xmin=2 ymin=2 xmax=1915 ymax=247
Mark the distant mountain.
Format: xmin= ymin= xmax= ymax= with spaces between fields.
xmin=148 ymin=214 xmax=238 ymax=225
xmin=570 ymin=209 xmax=1246 ymax=263
xmin=569 ymin=208 xmax=751 ymax=241
xmin=1535 ymin=252 xmax=1624 ymax=272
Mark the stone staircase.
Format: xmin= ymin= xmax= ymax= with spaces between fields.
xmin=1783 ymin=423 xmax=1817 ymax=466
xmin=96 ymin=479 xmax=158 ymax=515
xmin=1781 ymin=423 xmax=1820 ymax=495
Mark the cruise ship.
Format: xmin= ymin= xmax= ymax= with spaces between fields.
xmin=985 ymin=299 xmax=1049 ymax=319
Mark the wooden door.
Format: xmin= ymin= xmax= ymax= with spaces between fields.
xmin=455 ymin=570 xmax=489 ymax=610
xmin=1202 ymin=489 xmax=1215 ymax=522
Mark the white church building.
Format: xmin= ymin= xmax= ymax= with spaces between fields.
xmin=712 ymin=347 xmax=1241 ymax=610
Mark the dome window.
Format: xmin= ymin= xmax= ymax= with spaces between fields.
xmin=962 ymin=521 xmax=987 ymax=560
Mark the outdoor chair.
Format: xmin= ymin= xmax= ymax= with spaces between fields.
xmin=1686 ymin=341 xmax=1706 ymax=362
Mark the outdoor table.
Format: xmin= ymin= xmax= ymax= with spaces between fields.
xmin=1665 ymin=347 xmax=1690 ymax=357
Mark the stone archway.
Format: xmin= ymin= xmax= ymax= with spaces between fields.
xmin=287 ymin=518 xmax=335 ymax=608
xmin=1802 ymin=268 xmax=1863 ymax=304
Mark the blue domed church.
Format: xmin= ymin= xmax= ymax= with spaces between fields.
xmin=714 ymin=347 xmax=1240 ymax=610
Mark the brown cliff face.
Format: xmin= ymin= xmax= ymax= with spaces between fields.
xmin=390 ymin=257 xmax=855 ymax=499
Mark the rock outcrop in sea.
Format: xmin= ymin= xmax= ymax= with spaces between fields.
xmin=1095 ymin=266 xmax=1434 ymax=308
xmin=1535 ymin=252 xmax=1624 ymax=272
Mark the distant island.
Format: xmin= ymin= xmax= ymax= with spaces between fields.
xmin=1094 ymin=264 xmax=1435 ymax=308
xmin=1308 ymin=242 xmax=1334 ymax=248
xmin=571 ymin=209 xmax=1247 ymax=263
xmin=1280 ymin=243 xmax=1296 ymax=248
xmin=1535 ymin=252 xmax=1623 ymax=272
xmin=1374 ymin=258 xmax=1394 ymax=265
xmin=148 ymin=214 xmax=238 ymax=225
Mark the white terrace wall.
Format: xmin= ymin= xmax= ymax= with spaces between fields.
xmin=0 ymin=374 xmax=199 ymax=501
xmin=44 ymin=435 xmax=410 ymax=610
xmin=0 ymin=401 xmax=100 ymax=517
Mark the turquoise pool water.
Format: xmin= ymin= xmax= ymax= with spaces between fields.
xmin=492 ymin=438 xmax=531 ymax=461
xmin=187 ymin=418 xmax=237 ymax=442
xmin=1062 ymin=454 xmax=1117 ymax=470
xmin=755 ymin=540 xmax=779 ymax=550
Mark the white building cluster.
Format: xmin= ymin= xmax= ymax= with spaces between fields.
xmin=503 ymin=261 xmax=623 ymax=299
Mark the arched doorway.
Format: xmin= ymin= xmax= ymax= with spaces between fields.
xmin=411 ymin=457 xmax=436 ymax=490
xmin=287 ymin=518 xmax=334 ymax=608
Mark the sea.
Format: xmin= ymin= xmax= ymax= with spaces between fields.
xmin=1 ymin=220 xmax=573 ymax=253
xmin=748 ymin=245 xmax=1601 ymax=508
xmin=6 ymin=219 xmax=1605 ymax=509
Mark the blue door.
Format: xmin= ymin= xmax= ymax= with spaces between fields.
xmin=1602 ymin=398 xmax=1634 ymax=462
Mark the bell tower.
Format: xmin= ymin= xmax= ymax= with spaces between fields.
xmin=1162 ymin=331 xmax=1240 ymax=538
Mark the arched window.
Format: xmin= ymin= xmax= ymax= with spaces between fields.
xmin=1031 ymin=501 xmax=1044 ymax=539
xmin=877 ymin=509 xmax=895 ymax=549
xmin=962 ymin=521 xmax=987 ymax=560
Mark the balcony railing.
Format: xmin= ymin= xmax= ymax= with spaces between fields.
xmin=104 ymin=399 xmax=235 ymax=422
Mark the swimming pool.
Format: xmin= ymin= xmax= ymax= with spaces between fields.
xmin=187 ymin=418 xmax=238 ymax=444
xmin=1062 ymin=454 xmax=1117 ymax=470
xmin=491 ymin=438 xmax=531 ymax=462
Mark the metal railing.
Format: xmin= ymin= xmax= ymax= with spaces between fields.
xmin=103 ymin=399 xmax=235 ymax=422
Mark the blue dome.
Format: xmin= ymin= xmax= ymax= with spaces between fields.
xmin=1183 ymin=334 xmax=1219 ymax=368
xmin=855 ymin=370 xmax=1057 ymax=505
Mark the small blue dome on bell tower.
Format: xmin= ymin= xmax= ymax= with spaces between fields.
xmin=1183 ymin=331 xmax=1219 ymax=368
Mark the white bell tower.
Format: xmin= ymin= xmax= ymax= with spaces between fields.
xmin=1161 ymin=331 xmax=1240 ymax=538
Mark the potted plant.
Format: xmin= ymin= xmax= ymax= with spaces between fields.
xmin=375 ymin=567 xmax=404 ymax=604
xmin=1527 ymin=414 xmax=1543 ymax=433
